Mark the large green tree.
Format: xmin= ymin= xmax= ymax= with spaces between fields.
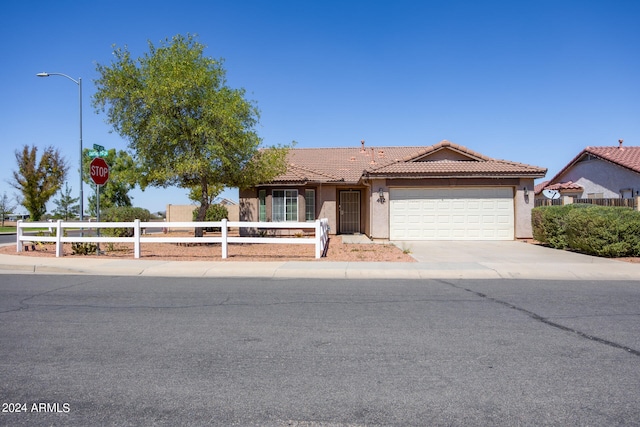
xmin=10 ymin=145 xmax=68 ymax=221
xmin=82 ymin=148 xmax=137 ymax=216
xmin=93 ymin=34 xmax=290 ymax=235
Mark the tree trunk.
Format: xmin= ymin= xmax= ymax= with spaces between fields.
xmin=194 ymin=180 xmax=209 ymax=238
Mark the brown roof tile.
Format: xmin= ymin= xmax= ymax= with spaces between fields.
xmin=545 ymin=144 xmax=640 ymax=186
xmin=584 ymin=146 xmax=640 ymax=173
xmin=266 ymin=140 xmax=546 ymax=184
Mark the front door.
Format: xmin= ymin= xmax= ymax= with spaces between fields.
xmin=339 ymin=190 xmax=360 ymax=234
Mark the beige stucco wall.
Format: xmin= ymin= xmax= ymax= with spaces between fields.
xmin=240 ymin=186 xmax=340 ymax=235
xmin=242 ymin=177 xmax=537 ymax=240
xmin=166 ymin=203 xmax=239 ymax=231
xmin=370 ymin=179 xmax=390 ymax=239
xmin=317 ymin=185 xmax=337 ymax=234
xmin=514 ymin=178 xmax=535 ymax=239
xmin=166 ymin=204 xmax=196 ymax=223
xmin=368 ymin=178 xmax=535 ymax=240
xmin=556 ymin=158 xmax=640 ymax=199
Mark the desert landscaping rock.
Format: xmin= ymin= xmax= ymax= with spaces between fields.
xmin=0 ymin=234 xmax=414 ymax=262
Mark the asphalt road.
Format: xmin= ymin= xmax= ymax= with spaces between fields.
xmin=1 ymin=275 xmax=639 ymax=426
xmin=0 ymin=234 xmax=15 ymax=245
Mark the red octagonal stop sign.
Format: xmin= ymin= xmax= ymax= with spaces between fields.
xmin=90 ymin=157 xmax=110 ymax=186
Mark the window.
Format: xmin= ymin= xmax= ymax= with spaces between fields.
xmin=258 ymin=190 xmax=266 ymax=221
xmin=305 ymin=189 xmax=315 ymax=221
xmin=272 ymin=190 xmax=298 ymax=221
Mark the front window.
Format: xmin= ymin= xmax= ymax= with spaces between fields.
xmin=272 ymin=189 xmax=298 ymax=222
xmin=258 ymin=190 xmax=266 ymax=221
xmin=305 ymin=189 xmax=315 ymax=221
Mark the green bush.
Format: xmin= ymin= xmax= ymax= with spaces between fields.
xmin=192 ymin=204 xmax=228 ymax=231
xmin=566 ymin=206 xmax=640 ymax=257
xmin=532 ymin=204 xmax=640 ymax=257
xmin=101 ymin=206 xmax=152 ymax=237
xmin=531 ymin=204 xmax=587 ymax=249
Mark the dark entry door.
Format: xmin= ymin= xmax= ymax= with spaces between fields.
xmin=339 ymin=191 xmax=360 ymax=234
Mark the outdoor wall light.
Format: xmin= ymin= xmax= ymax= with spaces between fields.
xmin=523 ymin=187 xmax=529 ymax=197
xmin=377 ymin=188 xmax=386 ymax=204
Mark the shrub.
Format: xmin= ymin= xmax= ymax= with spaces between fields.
xmin=566 ymin=206 xmax=640 ymax=257
xmin=192 ymin=204 xmax=228 ymax=232
xmin=532 ymin=204 xmax=640 ymax=257
xmin=101 ymin=206 xmax=152 ymax=237
xmin=531 ymin=204 xmax=587 ymax=249
xmin=72 ymin=242 xmax=97 ymax=255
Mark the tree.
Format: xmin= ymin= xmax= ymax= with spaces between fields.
xmin=51 ymin=182 xmax=80 ymax=220
xmin=0 ymin=192 xmax=17 ymax=226
xmin=82 ymin=148 xmax=137 ymax=216
xmin=93 ymin=33 xmax=290 ymax=236
xmin=10 ymin=145 xmax=68 ymax=221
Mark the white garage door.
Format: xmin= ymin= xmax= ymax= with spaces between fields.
xmin=390 ymin=188 xmax=514 ymax=240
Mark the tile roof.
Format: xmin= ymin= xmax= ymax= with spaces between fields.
xmin=583 ymin=146 xmax=640 ymax=174
xmin=545 ymin=144 xmax=640 ymax=185
xmin=534 ymin=180 xmax=584 ymax=195
xmin=369 ymin=159 xmax=545 ymax=177
xmin=267 ymin=140 xmax=546 ymax=184
xmin=534 ymin=180 xmax=550 ymax=195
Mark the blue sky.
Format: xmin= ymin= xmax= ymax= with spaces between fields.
xmin=1 ymin=0 xmax=639 ymax=215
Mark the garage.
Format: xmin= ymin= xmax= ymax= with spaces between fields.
xmin=390 ymin=187 xmax=515 ymax=240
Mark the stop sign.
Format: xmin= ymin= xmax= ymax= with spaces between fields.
xmin=90 ymin=157 xmax=110 ymax=186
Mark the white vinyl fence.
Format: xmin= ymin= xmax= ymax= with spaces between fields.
xmin=16 ymin=219 xmax=330 ymax=259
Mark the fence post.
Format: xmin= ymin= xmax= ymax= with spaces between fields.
xmin=636 ymin=196 xmax=640 ymax=211
xmin=315 ymin=219 xmax=321 ymax=259
xmin=134 ymin=219 xmax=141 ymax=259
xmin=56 ymin=220 xmax=63 ymax=257
xmin=221 ymin=219 xmax=228 ymax=259
xmin=16 ymin=220 xmax=22 ymax=253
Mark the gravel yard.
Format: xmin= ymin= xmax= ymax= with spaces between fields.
xmin=1 ymin=234 xmax=415 ymax=262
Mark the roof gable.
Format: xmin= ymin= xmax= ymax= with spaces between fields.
xmin=264 ymin=140 xmax=546 ymax=185
xmin=403 ymin=140 xmax=490 ymax=162
xmin=545 ymin=144 xmax=640 ymax=187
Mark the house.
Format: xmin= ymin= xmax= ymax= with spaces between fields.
xmin=535 ymin=140 xmax=640 ymax=201
xmin=239 ymin=140 xmax=547 ymax=240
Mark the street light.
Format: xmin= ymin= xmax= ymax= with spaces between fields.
xmin=36 ymin=72 xmax=84 ymax=222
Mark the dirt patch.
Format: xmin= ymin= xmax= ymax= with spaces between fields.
xmin=1 ymin=234 xmax=415 ymax=262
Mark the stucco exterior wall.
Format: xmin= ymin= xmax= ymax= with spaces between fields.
xmin=558 ymin=158 xmax=640 ymax=198
xmin=243 ymin=177 xmax=537 ymax=240
xmin=370 ymin=179 xmax=390 ymax=239
xmin=317 ymin=185 xmax=337 ymax=235
xmin=515 ymin=178 xmax=535 ymax=239
xmin=166 ymin=203 xmax=239 ymax=231
xmin=367 ymin=178 xmax=534 ymax=240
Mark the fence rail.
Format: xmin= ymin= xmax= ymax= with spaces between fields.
xmin=535 ymin=197 xmax=638 ymax=209
xmin=16 ymin=218 xmax=330 ymax=259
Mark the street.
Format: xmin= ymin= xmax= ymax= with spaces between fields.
xmin=1 ymin=275 xmax=639 ymax=426
xmin=0 ymin=234 xmax=15 ymax=245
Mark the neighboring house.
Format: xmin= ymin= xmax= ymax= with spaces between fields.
xmin=536 ymin=141 xmax=640 ymax=201
xmin=239 ymin=140 xmax=547 ymax=241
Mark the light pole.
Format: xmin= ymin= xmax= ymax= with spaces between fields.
xmin=36 ymin=72 xmax=84 ymax=222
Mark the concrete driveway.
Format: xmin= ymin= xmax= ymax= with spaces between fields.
xmin=391 ymin=239 xmax=640 ymax=280
xmin=392 ymin=240 xmax=599 ymax=263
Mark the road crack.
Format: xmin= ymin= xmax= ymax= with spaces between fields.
xmin=439 ymin=279 xmax=640 ymax=358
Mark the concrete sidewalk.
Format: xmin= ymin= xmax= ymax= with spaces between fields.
xmin=1 ymin=240 xmax=640 ymax=280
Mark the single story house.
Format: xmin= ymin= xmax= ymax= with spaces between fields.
xmin=535 ymin=141 xmax=640 ymax=200
xmin=239 ymin=140 xmax=547 ymax=240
